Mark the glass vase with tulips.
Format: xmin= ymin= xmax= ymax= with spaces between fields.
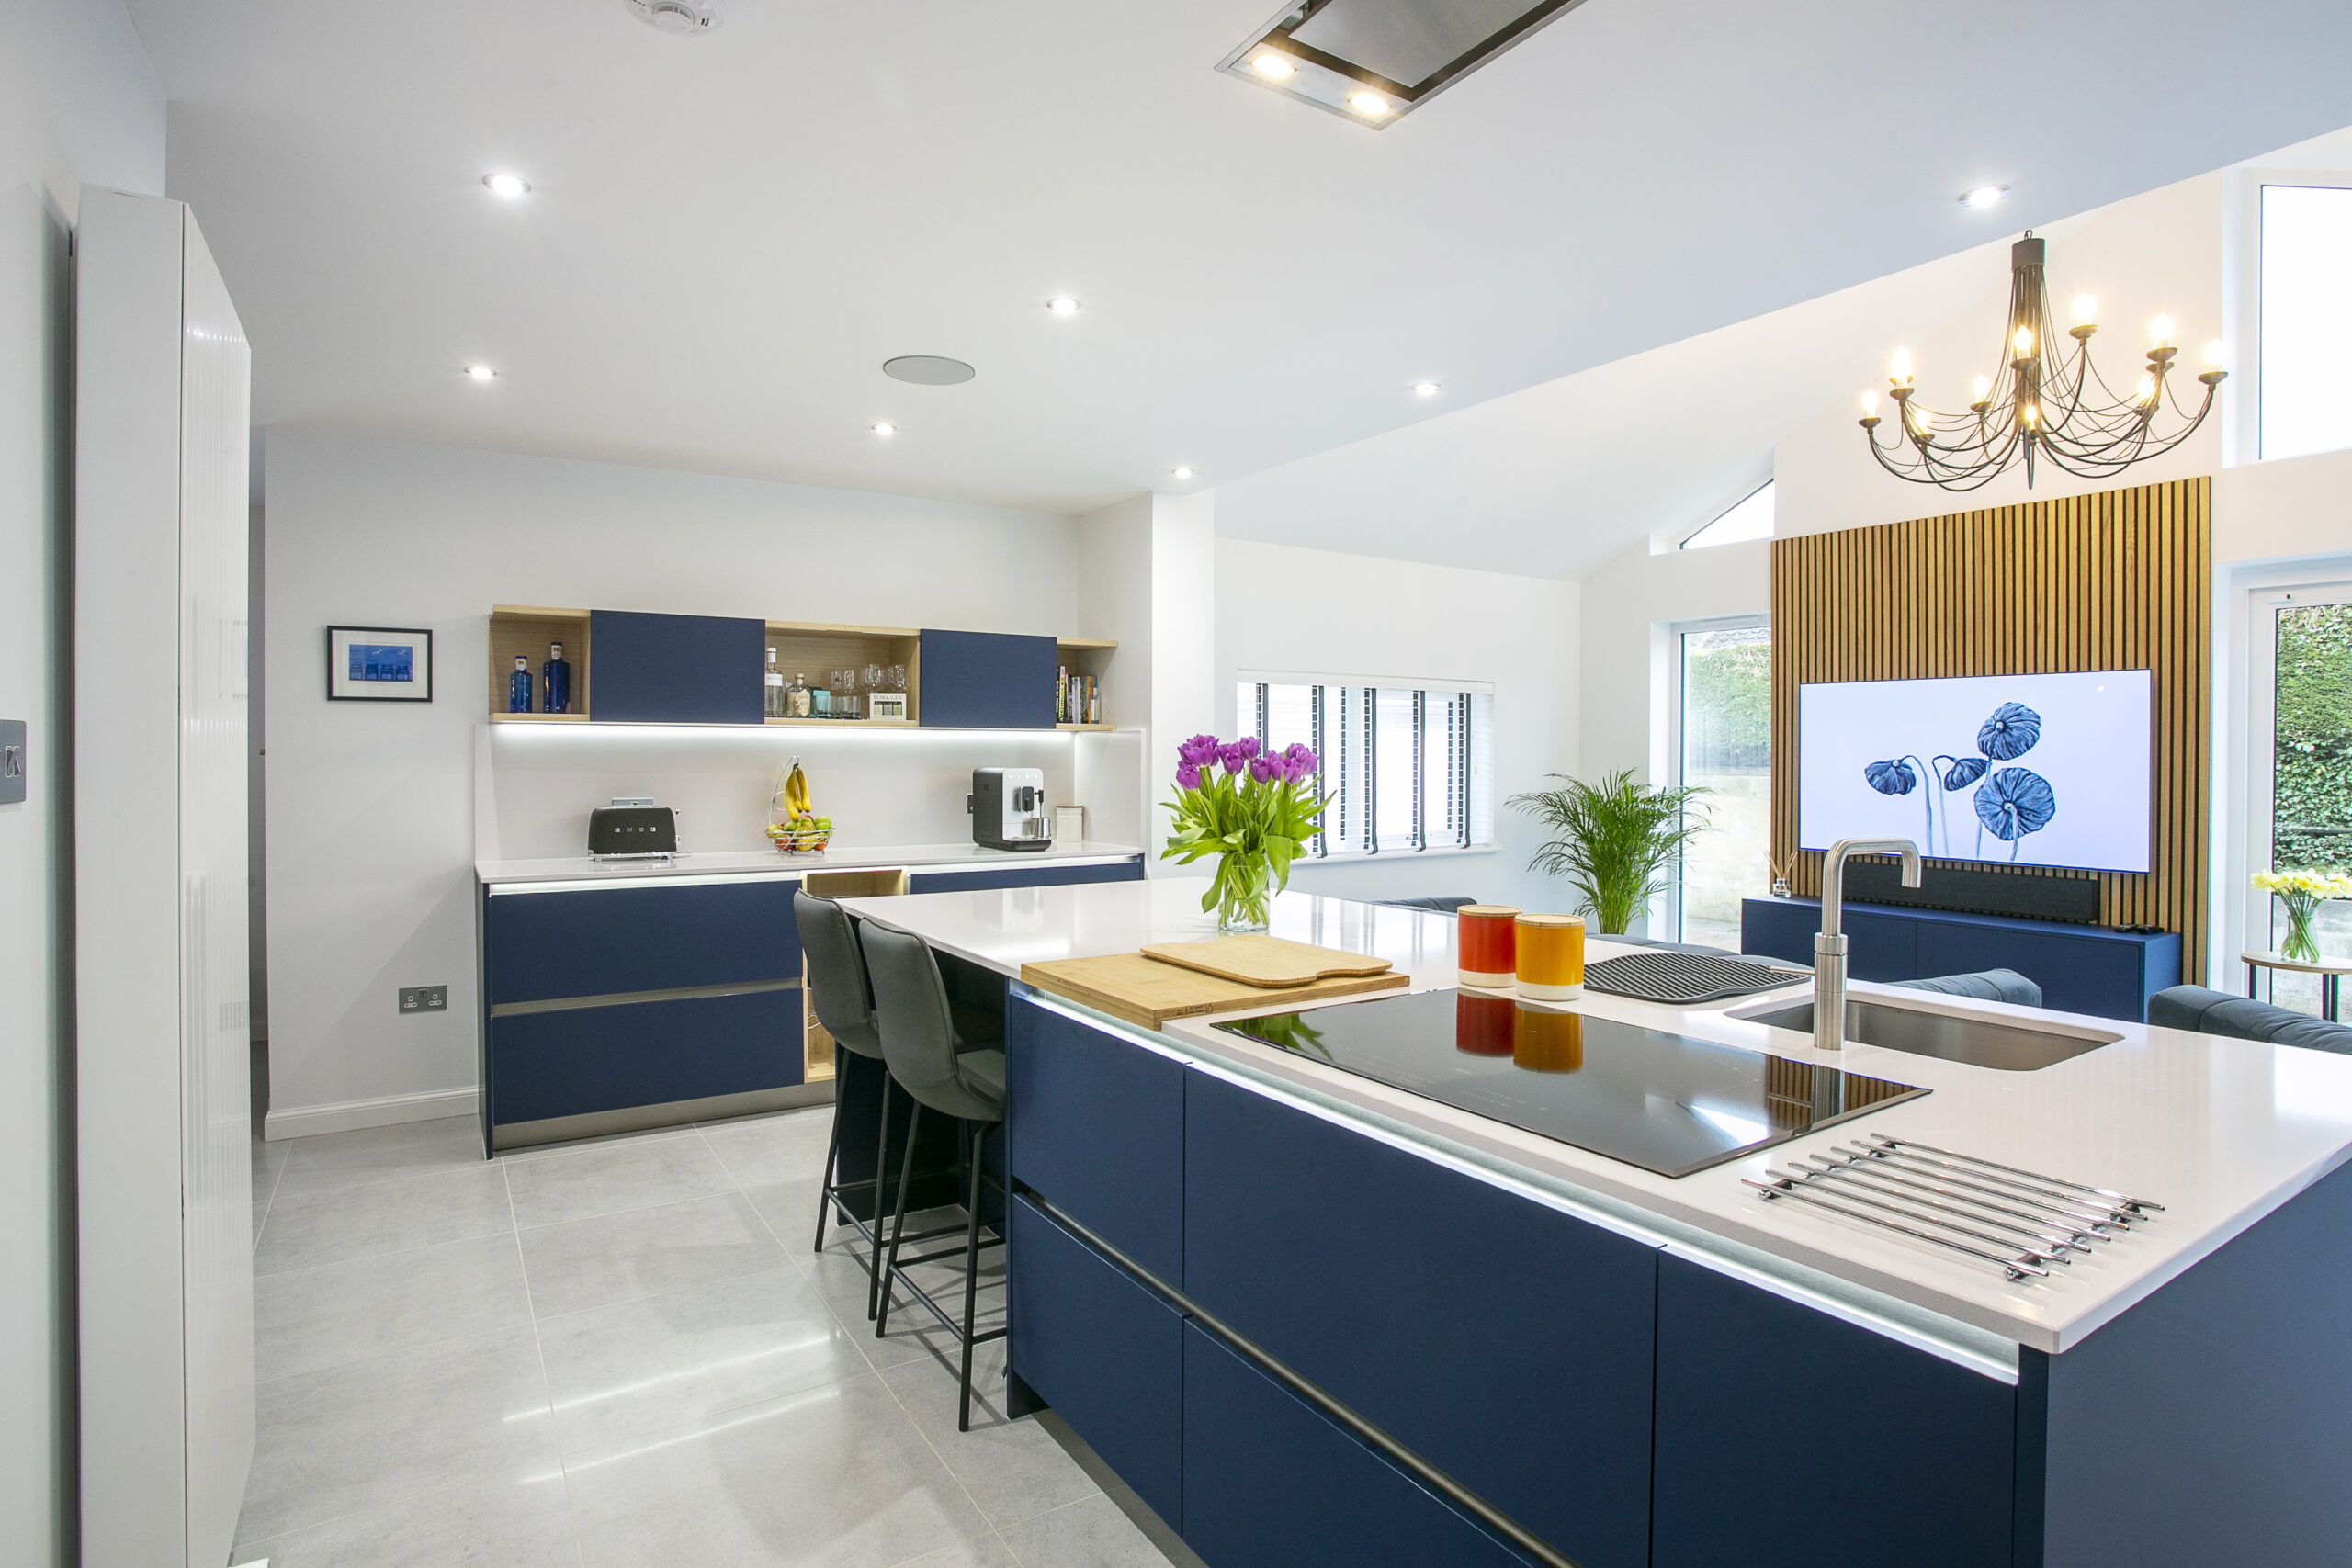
xmin=1160 ymin=735 xmax=1330 ymax=933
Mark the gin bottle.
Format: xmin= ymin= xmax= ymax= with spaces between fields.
xmin=541 ymin=642 xmax=571 ymax=715
xmin=764 ymin=647 xmax=785 ymax=718
xmin=507 ymin=656 xmax=532 ymax=713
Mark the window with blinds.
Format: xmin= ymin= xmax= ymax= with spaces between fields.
xmin=1236 ymin=678 xmax=1495 ymax=855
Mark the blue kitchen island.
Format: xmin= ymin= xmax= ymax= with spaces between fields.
xmin=842 ymin=880 xmax=2352 ymax=1568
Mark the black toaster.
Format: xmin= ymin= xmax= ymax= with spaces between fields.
xmin=588 ymin=805 xmax=677 ymax=857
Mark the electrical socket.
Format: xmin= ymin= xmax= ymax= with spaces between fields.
xmin=398 ymin=985 xmax=447 ymax=1014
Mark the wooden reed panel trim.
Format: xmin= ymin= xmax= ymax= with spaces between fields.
xmin=1770 ymin=478 xmax=2211 ymax=987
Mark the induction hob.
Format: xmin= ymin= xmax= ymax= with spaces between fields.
xmin=1214 ymin=987 xmax=1927 ymax=1179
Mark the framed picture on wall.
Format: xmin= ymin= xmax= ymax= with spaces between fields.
xmin=326 ymin=626 xmax=434 ymax=702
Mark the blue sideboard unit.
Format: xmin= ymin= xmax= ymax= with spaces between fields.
xmin=918 ymin=628 xmax=1058 ymax=728
xmin=587 ymin=609 xmax=765 ymax=723
xmin=1741 ymin=896 xmax=2182 ymax=1021
xmin=479 ymin=875 xmax=806 ymax=1150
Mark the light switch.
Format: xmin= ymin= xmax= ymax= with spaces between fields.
xmin=0 ymin=720 xmax=24 ymax=806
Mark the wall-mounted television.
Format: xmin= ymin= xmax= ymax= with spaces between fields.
xmin=1797 ymin=670 xmax=2154 ymax=874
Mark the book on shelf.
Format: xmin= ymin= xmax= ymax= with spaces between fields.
xmin=1055 ymin=668 xmax=1101 ymax=725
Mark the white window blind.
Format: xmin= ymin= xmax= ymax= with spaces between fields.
xmin=1237 ymin=677 xmax=1495 ymax=856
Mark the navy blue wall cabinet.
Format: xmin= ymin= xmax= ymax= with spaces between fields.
xmin=1008 ymin=1197 xmax=1185 ymax=1526
xmin=1651 ymin=1251 xmax=2016 ymax=1568
xmin=488 ymin=987 xmax=799 ymax=1126
xmin=1183 ymin=1071 xmax=1657 ymax=1568
xmin=918 ymin=628 xmax=1057 ymax=728
xmin=1741 ymin=896 xmax=2181 ymax=1021
xmin=485 ymin=878 xmax=799 ymax=1005
xmin=1006 ymin=993 xmax=1185 ymax=1282
xmin=1181 ymin=1323 xmax=1535 ymax=1568
xmin=908 ymin=859 xmax=1143 ymax=895
xmin=588 ymin=609 xmax=765 ymax=724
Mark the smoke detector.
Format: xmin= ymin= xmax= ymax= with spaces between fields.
xmin=624 ymin=0 xmax=724 ymax=35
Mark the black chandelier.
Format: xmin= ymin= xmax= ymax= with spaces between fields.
xmin=1860 ymin=233 xmax=2226 ymax=491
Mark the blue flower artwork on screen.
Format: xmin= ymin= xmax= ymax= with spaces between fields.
xmin=1860 ymin=699 xmax=2055 ymax=860
xmin=348 ymin=644 xmax=413 ymax=683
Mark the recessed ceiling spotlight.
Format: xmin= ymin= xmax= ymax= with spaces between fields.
xmin=623 ymin=0 xmax=724 ymax=35
xmin=482 ymin=173 xmax=530 ymax=198
xmin=1046 ymin=296 xmax=1082 ymax=317
xmin=871 ymin=422 xmax=897 ymax=436
xmin=1172 ymin=467 xmax=1194 ymax=479
xmin=1348 ymin=92 xmax=1390 ymax=116
xmin=1960 ymin=184 xmax=2010 ymax=209
xmin=1250 ymin=51 xmax=1295 ymax=78
xmin=465 ymin=364 xmax=496 ymax=381
xmin=1412 ymin=381 xmax=1440 ymax=398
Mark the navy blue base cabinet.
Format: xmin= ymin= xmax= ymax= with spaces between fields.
xmin=487 ymin=987 xmax=799 ymax=1126
xmin=1741 ymin=896 xmax=2182 ymax=1021
xmin=1181 ymin=1324 xmax=1532 ymax=1568
xmin=1007 ymin=1196 xmax=1184 ymax=1526
xmin=1183 ymin=1073 xmax=1655 ymax=1568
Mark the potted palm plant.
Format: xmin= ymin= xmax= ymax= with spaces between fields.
xmin=1510 ymin=769 xmax=1711 ymax=935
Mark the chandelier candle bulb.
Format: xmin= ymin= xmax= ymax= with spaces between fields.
xmin=2012 ymin=324 xmax=2036 ymax=360
xmin=1513 ymin=913 xmax=1586 ymax=1001
xmin=1890 ymin=347 xmax=1913 ymax=386
xmin=1971 ymin=374 xmax=1992 ymax=408
xmin=2204 ymin=339 xmax=2225 ymax=367
xmin=1456 ymin=906 xmax=1522 ymax=989
xmin=2152 ymin=315 xmax=2174 ymax=350
xmin=2074 ymin=294 xmax=2098 ymax=328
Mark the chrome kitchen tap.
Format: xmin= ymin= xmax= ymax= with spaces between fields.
xmin=1815 ymin=838 xmax=1923 ymax=1054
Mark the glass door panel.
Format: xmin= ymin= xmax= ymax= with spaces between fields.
xmin=1679 ymin=625 xmax=1772 ymax=948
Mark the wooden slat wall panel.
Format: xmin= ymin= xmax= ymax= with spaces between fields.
xmin=1770 ymin=478 xmax=2211 ymax=986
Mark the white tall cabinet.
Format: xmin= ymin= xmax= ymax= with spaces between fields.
xmin=74 ymin=188 xmax=254 ymax=1568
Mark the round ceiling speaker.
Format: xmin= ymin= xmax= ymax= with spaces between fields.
xmin=882 ymin=355 xmax=977 ymax=386
xmin=624 ymin=0 xmax=724 ymax=35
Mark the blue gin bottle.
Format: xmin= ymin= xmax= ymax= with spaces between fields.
xmin=507 ymin=656 xmax=532 ymax=713
xmin=541 ymin=642 xmax=571 ymax=715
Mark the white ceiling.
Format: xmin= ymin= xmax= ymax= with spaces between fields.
xmin=133 ymin=0 xmax=2352 ymax=523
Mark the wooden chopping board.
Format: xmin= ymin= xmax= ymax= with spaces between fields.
xmin=1138 ymin=934 xmax=1396 ymax=988
xmin=1021 ymin=950 xmax=1408 ymax=1031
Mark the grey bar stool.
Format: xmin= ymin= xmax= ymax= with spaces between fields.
xmin=859 ymin=921 xmax=1008 ymax=1431
xmin=796 ymin=889 xmax=895 ymax=1318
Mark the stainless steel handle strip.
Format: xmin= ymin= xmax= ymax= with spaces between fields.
xmin=1742 ymin=1177 xmax=2052 ymax=1280
xmin=1762 ymin=1168 xmax=2073 ymax=1266
xmin=1867 ymin=1134 xmax=2164 ymax=1213
xmin=1833 ymin=1145 xmax=2128 ymax=1235
xmin=1792 ymin=1155 xmax=2096 ymax=1254
xmin=1859 ymin=1138 xmax=2146 ymax=1224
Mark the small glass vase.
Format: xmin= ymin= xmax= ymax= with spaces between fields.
xmin=1216 ymin=854 xmax=1273 ymax=934
xmin=2279 ymin=892 xmax=2323 ymax=964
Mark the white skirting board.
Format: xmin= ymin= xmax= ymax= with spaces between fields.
xmin=265 ymin=1087 xmax=481 ymax=1142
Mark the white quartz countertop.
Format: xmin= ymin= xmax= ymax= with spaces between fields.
xmin=840 ymin=877 xmax=2352 ymax=1357
xmin=476 ymin=840 xmax=1145 ymax=887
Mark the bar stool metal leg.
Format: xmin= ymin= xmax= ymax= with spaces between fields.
xmin=876 ymin=1102 xmax=923 ymax=1337
xmin=812 ymin=1076 xmax=846 ymax=1254
xmin=957 ymin=1122 xmax=994 ymax=1430
xmin=865 ymin=1075 xmax=897 ymax=1321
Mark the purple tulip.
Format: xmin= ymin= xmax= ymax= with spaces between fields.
xmin=1218 ymin=739 xmax=1258 ymax=773
xmin=1177 ymin=734 xmax=1223 ymax=767
xmin=1248 ymin=754 xmax=1279 ymax=784
xmin=1175 ymin=761 xmax=1202 ymax=791
xmin=1282 ymin=744 xmax=1319 ymax=781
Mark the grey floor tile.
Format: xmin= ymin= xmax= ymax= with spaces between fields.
xmin=742 ymin=1176 xmax=831 ymax=1257
xmin=698 ymin=1106 xmax=837 ymax=1189
xmin=253 ymin=1136 xmax=288 ymax=1198
xmin=536 ymin=1267 xmax=868 ymax=1454
xmin=504 ymin=1133 xmax=737 ymax=1229
xmin=256 ymin=1232 xmax=533 ymax=1382
xmin=518 ymin=1192 xmax=786 ymax=1319
xmin=890 ymin=1534 xmax=1020 ymax=1567
xmin=231 ymin=1470 xmax=580 ymax=1568
xmin=256 ymin=1164 xmax=514 ymax=1276
xmin=799 ymin=1248 xmax=944 ymax=1371
xmin=235 ymin=1325 xmax=559 ymax=1545
xmin=997 ymin=1495 xmax=1180 ymax=1568
xmin=881 ymin=1342 xmax=1098 ymax=1529
xmin=275 ymin=1116 xmax=485 ymax=1196
xmin=562 ymin=1374 xmax=989 ymax=1568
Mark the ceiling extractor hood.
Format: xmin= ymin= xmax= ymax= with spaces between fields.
xmin=1217 ymin=0 xmax=1588 ymax=127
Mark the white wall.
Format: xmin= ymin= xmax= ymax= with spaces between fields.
xmin=1214 ymin=538 xmax=1579 ymax=912
xmin=262 ymin=430 xmax=1090 ymax=1136
xmin=0 ymin=6 xmax=164 ymax=1563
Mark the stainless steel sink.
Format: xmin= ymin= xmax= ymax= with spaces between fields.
xmin=1732 ymin=997 xmax=2120 ymax=1072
